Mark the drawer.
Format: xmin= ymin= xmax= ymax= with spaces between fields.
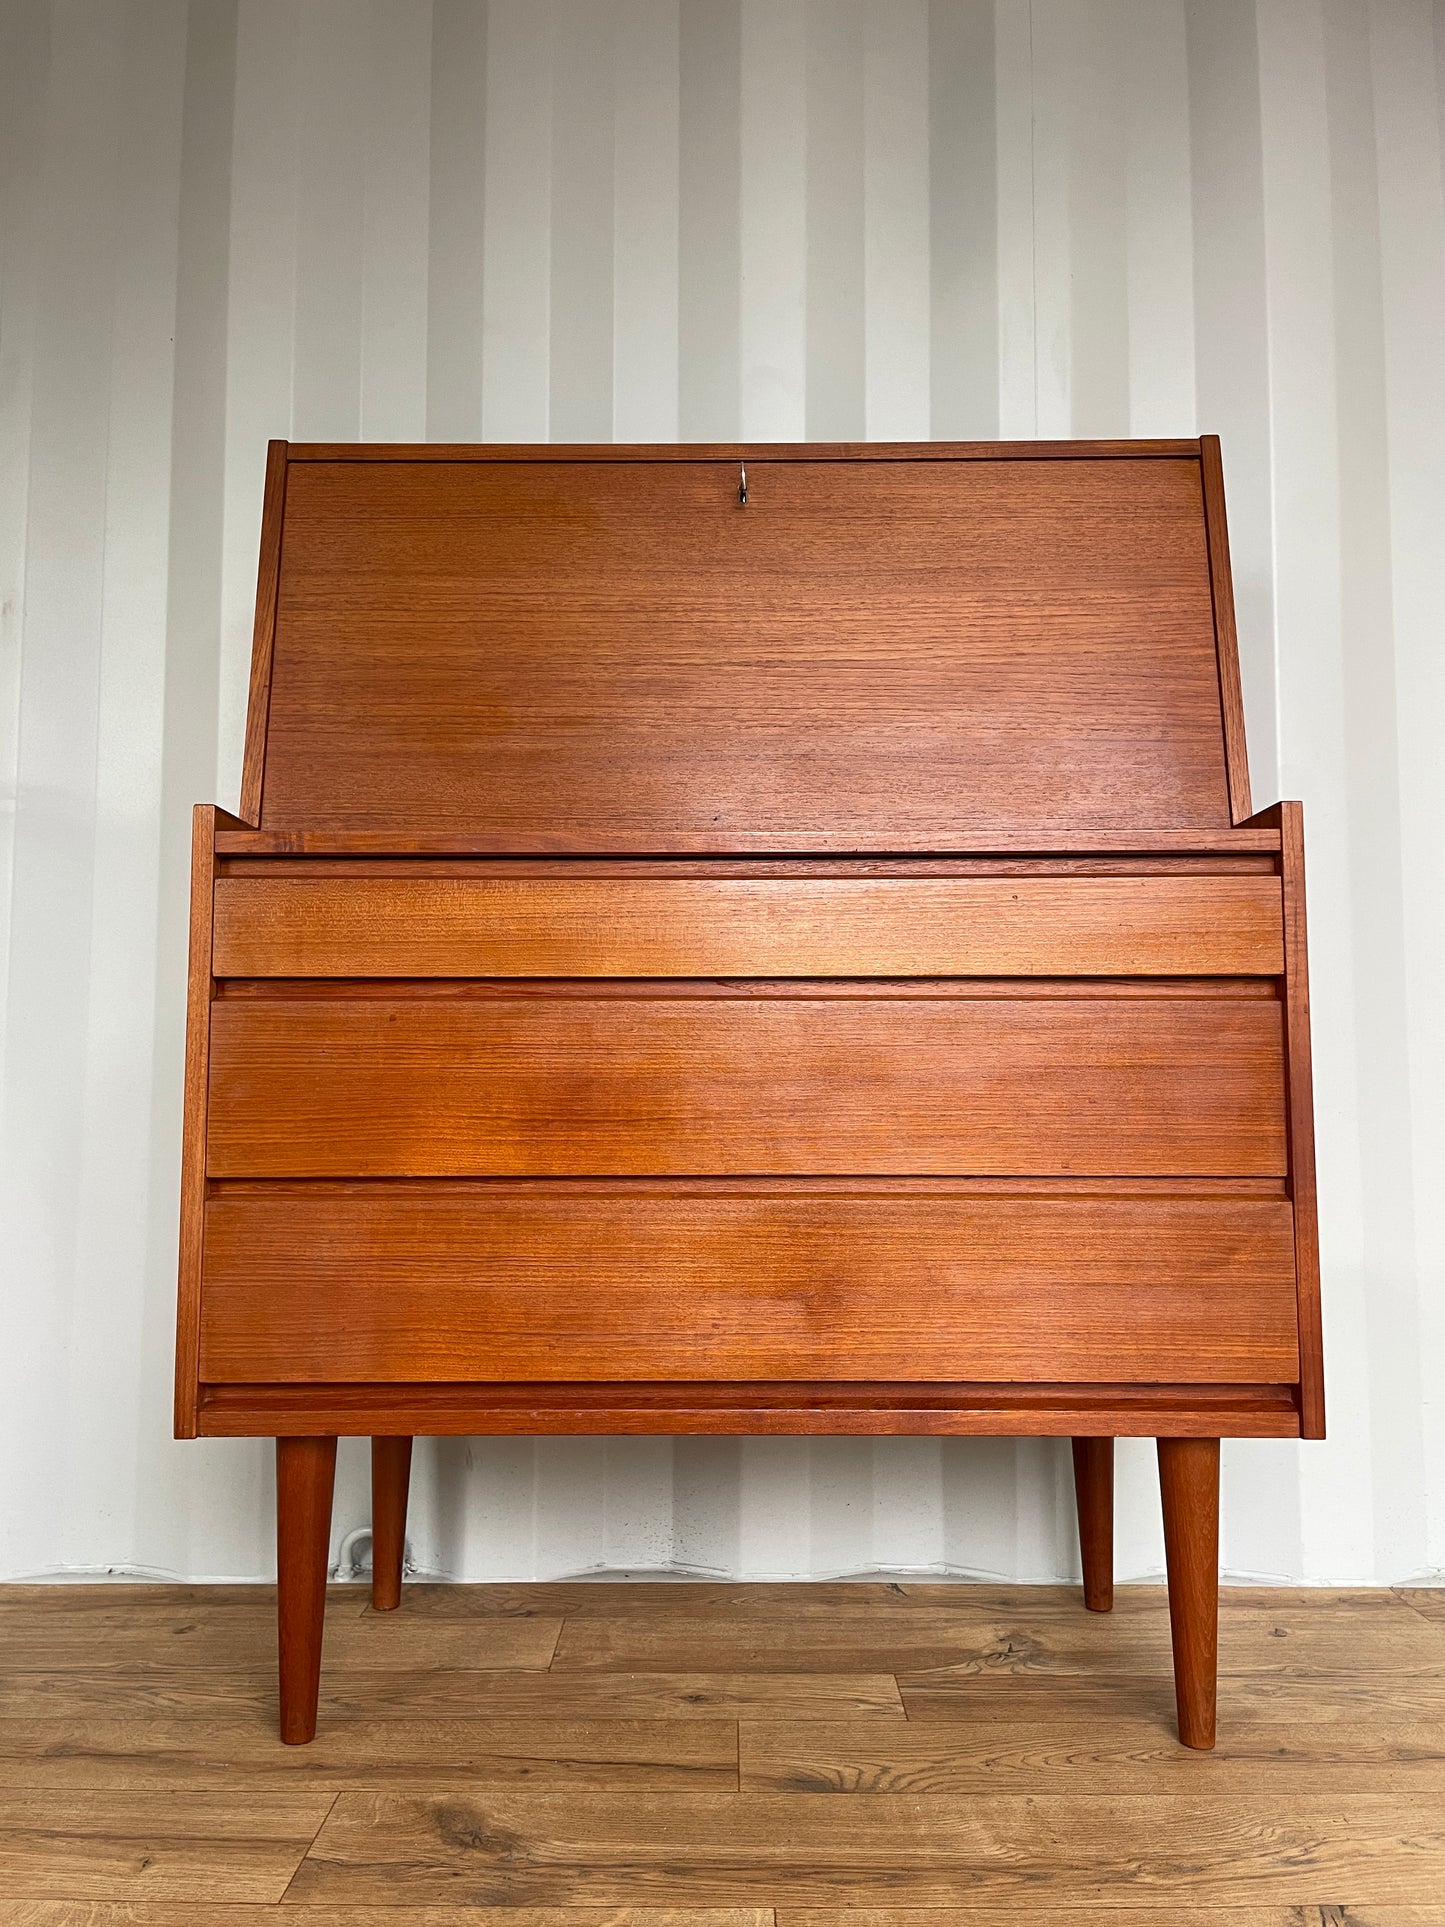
xmin=210 ymin=874 xmax=1285 ymax=978
xmin=206 ymin=987 xmax=1287 ymax=1178
xmin=197 ymin=1186 xmax=1300 ymax=1385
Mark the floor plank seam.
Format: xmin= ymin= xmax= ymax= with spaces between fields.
xmin=1390 ymin=1586 xmax=1445 ymax=1629
xmin=544 ymin=1611 xmax=567 ymax=1672
xmin=277 ymin=1788 xmax=341 ymax=1903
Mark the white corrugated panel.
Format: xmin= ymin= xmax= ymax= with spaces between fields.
xmin=1 ymin=0 xmax=1442 ymax=1585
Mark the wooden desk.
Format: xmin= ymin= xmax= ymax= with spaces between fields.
xmin=175 ymin=438 xmax=1322 ymax=1748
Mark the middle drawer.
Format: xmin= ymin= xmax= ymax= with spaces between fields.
xmin=207 ymin=984 xmax=1285 ymax=1178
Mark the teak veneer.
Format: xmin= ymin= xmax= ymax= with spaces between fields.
xmin=175 ymin=437 xmax=1323 ymax=1750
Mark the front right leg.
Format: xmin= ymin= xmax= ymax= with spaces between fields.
xmin=1157 ymin=1436 xmax=1220 ymax=1750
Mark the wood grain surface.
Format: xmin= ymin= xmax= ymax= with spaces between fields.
xmin=196 ymin=1188 xmax=1299 ymax=1385
xmin=257 ymin=453 xmax=1230 ymax=840
xmin=205 ymin=991 xmax=1286 ymax=1179
xmin=210 ymin=874 xmax=1285 ymax=978
xmin=4 ymin=1911 xmax=772 ymax=1926
xmin=3 ymin=1582 xmax=1441 ymax=1913
xmin=6 ymin=1910 xmax=1441 ymax=1927
xmin=0 ymin=1790 xmax=336 ymax=1904
xmin=280 ymin=1789 xmax=1445 ymax=1906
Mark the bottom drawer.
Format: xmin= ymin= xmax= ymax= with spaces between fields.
xmin=197 ymin=1186 xmax=1299 ymax=1386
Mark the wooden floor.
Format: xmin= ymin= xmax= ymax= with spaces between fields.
xmin=2 ymin=1581 xmax=1445 ymax=1923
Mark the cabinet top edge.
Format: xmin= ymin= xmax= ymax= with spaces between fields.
xmin=281 ymin=438 xmax=1205 ymax=464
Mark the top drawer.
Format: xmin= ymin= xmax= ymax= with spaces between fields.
xmin=211 ymin=875 xmax=1284 ymax=978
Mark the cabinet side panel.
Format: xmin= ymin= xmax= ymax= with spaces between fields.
xmin=1280 ymin=802 xmax=1324 ymax=1434
xmin=237 ymin=440 xmax=289 ymax=825
xmin=1200 ymin=435 xmax=1253 ymax=824
xmin=174 ymin=806 xmax=217 ymax=1436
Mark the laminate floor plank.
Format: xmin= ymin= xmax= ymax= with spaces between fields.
xmin=778 ymin=1913 xmax=1445 ymax=1926
xmin=902 ymin=1582 xmax=1426 ymax=1616
xmin=2 ymin=1909 xmax=770 ymax=1926
xmin=384 ymin=1580 xmax=1425 ymax=1619
xmin=551 ymin=1603 xmax=1441 ymax=1679
xmin=331 ymin=1617 xmax=562 ymax=1671
xmin=385 ymin=1580 xmax=935 ymax=1618
xmin=738 ymin=1716 xmax=1445 ymax=1793
xmin=0 ymin=1613 xmax=560 ymax=1675
xmin=5 ymin=1910 xmax=1438 ymax=1927
xmin=0 ymin=1791 xmax=335 ymax=1904
xmin=0 ymin=1585 xmax=369 ymax=1620
xmin=899 ymin=1671 xmax=1445 ymax=1723
xmin=0 ymin=1719 xmax=737 ymax=1792
xmin=285 ymin=1789 xmax=1445 ymax=1906
xmin=0 ymin=1670 xmax=902 ymax=1723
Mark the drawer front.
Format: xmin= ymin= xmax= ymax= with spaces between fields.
xmin=197 ymin=1188 xmax=1300 ymax=1385
xmin=211 ymin=875 xmax=1285 ymax=978
xmin=207 ymin=989 xmax=1286 ymax=1178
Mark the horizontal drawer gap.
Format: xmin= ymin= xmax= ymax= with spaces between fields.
xmin=217 ymin=855 xmax=1282 ymax=879
xmin=200 ymin=1379 xmax=1301 ymax=1409
xmin=206 ymin=1175 xmax=1292 ymax=1199
xmin=213 ymin=976 xmax=1282 ymax=1001
xmin=215 ymin=830 xmax=1284 ymax=859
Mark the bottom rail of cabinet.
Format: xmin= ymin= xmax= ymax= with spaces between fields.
xmin=190 ymin=1378 xmax=1303 ymax=1439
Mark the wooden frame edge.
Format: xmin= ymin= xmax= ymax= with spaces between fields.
xmin=1246 ymin=800 xmax=1324 ymax=1437
xmin=283 ymin=438 xmax=1204 ymax=464
xmin=237 ymin=440 xmax=289 ymax=826
xmin=1199 ymin=435 xmax=1253 ymax=824
xmin=195 ymin=1381 xmax=1302 ymax=1439
xmin=174 ymin=805 xmax=219 ymax=1438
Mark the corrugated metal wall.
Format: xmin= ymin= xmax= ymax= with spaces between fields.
xmin=2 ymin=0 xmax=1443 ymax=1584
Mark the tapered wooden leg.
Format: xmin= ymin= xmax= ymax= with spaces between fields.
xmin=1157 ymin=1436 xmax=1220 ymax=1751
xmin=1071 ymin=1436 xmax=1114 ymax=1612
xmin=276 ymin=1435 xmax=337 ymax=1745
xmin=371 ymin=1435 xmax=413 ymax=1612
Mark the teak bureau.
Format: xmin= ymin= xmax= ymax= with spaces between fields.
xmin=175 ymin=438 xmax=1322 ymax=1749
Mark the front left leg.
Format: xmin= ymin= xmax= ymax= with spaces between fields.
xmin=276 ymin=1435 xmax=337 ymax=1744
